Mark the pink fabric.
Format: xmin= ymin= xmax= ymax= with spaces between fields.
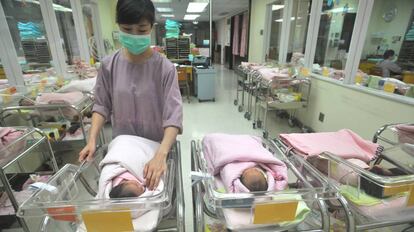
xmin=232 ymin=15 xmax=240 ymax=55
xmin=202 ymin=133 xmax=288 ymax=193
xmin=309 ymin=157 xmax=369 ymax=186
xmin=280 ymin=129 xmax=381 ymax=162
xmin=36 ymin=91 xmax=84 ymax=105
xmin=112 ymin=171 xmax=143 ymax=187
xmin=258 ymin=68 xmax=290 ymax=82
xmin=0 ymin=127 xmax=24 ymax=153
xmin=396 ymin=124 xmax=414 ymax=144
xmin=356 ymin=195 xmax=407 ymax=219
xmin=239 ymin=12 xmax=248 ymax=57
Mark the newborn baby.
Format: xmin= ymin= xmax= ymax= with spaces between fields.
xmin=109 ymin=171 xmax=145 ymax=198
xmin=240 ymin=166 xmax=269 ymax=192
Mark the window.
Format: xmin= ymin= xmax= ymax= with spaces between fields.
xmin=313 ymin=0 xmax=359 ymax=80
xmin=1 ymin=0 xmax=54 ymax=72
xmin=53 ymin=0 xmax=80 ymax=65
xmin=287 ymin=0 xmax=311 ymax=62
xmin=266 ymin=1 xmax=284 ymax=61
xmin=357 ymin=0 xmax=414 ymax=98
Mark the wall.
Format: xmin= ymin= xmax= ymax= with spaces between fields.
xmin=215 ymin=17 xmax=229 ymax=64
xmin=362 ymin=0 xmax=414 ymax=58
xmin=297 ymin=77 xmax=414 ymax=139
xmin=97 ymin=0 xmax=117 ymax=53
xmin=248 ymin=0 xmax=274 ymax=63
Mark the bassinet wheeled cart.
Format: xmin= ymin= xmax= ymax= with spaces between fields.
xmin=17 ymin=142 xmax=185 ymax=232
xmin=191 ymin=138 xmax=350 ymax=231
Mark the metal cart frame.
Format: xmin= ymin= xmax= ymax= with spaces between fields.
xmin=254 ymin=78 xmax=311 ymax=138
xmin=274 ymin=137 xmax=414 ymax=231
xmin=18 ymin=141 xmax=185 ymax=232
xmin=0 ymin=127 xmax=58 ymax=232
xmin=191 ymin=138 xmax=340 ymax=232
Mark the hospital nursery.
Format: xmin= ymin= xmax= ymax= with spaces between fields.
xmin=0 ymin=0 xmax=413 ymax=231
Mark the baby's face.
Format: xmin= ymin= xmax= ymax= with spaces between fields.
xmin=122 ymin=180 xmax=145 ymax=196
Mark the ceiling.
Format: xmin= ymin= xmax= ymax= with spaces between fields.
xmin=153 ymin=0 xmax=249 ymax=23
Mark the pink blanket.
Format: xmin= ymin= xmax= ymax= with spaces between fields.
xmin=396 ymin=124 xmax=414 ymax=144
xmin=36 ymin=91 xmax=84 ymax=105
xmin=0 ymin=127 xmax=25 ymax=156
xmin=202 ymin=134 xmax=288 ymax=193
xmin=258 ymin=68 xmax=290 ymax=82
xmin=280 ymin=129 xmax=381 ymax=162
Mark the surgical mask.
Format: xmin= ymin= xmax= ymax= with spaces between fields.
xmin=119 ymin=31 xmax=151 ymax=55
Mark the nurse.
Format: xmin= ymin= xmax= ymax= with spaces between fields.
xmin=79 ymin=0 xmax=183 ymax=190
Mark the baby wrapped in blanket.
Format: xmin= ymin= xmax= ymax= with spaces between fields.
xmin=97 ymin=135 xmax=164 ymax=200
xmin=202 ymin=133 xmax=288 ymax=193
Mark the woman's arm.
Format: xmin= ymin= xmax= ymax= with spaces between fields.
xmin=78 ymin=113 xmax=106 ymax=162
xmin=144 ymin=126 xmax=179 ymax=190
xmin=79 ymin=60 xmax=112 ymax=162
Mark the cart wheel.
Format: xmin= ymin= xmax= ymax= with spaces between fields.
xmin=253 ymin=122 xmax=256 ymax=129
xmin=288 ymin=119 xmax=295 ymax=127
xmin=234 ymin=99 xmax=238 ymax=106
xmin=257 ymin=120 xmax=262 ymax=129
xmin=238 ymin=105 xmax=243 ymax=112
xmin=263 ymin=131 xmax=269 ymax=139
xmin=246 ymin=112 xmax=251 ymax=121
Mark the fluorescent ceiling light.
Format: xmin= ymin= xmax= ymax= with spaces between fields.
xmin=275 ymin=17 xmax=296 ymax=22
xmin=156 ymin=7 xmax=173 ymax=13
xmin=184 ymin=14 xmax=200 ymax=20
xmin=15 ymin=0 xmax=72 ymax=12
xmin=161 ymin=14 xmax=175 ymax=18
xmin=272 ymin=5 xmax=284 ymax=11
xmin=152 ymin=0 xmax=172 ymax=2
xmin=187 ymin=2 xmax=208 ymax=13
xmin=326 ymin=7 xmax=354 ymax=13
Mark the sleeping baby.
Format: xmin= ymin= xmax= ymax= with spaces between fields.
xmin=96 ymin=135 xmax=164 ymax=200
xmin=203 ymin=133 xmax=288 ymax=193
xmin=109 ymin=171 xmax=146 ymax=198
xmin=240 ymin=167 xmax=269 ymax=192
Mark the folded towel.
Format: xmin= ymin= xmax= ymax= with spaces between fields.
xmin=203 ymin=133 xmax=288 ymax=193
xmin=221 ymin=194 xmax=310 ymax=230
xmin=339 ymin=185 xmax=381 ymax=206
xmin=280 ymin=129 xmax=381 ymax=162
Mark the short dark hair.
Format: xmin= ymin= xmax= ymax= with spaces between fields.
xmin=109 ymin=183 xmax=140 ymax=198
xmin=116 ymin=0 xmax=155 ymax=25
xmin=240 ymin=173 xmax=268 ymax=192
xmin=383 ymin=50 xmax=395 ymax=59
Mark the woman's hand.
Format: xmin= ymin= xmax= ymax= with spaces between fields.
xmin=144 ymin=149 xmax=168 ymax=190
xmin=78 ymin=140 xmax=96 ymax=162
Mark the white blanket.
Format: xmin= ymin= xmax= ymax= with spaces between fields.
xmin=57 ymin=77 xmax=96 ymax=93
xmin=97 ymin=135 xmax=164 ymax=199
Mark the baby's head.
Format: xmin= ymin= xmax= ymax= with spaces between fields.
xmin=109 ymin=180 xmax=145 ymax=198
xmin=240 ymin=167 xmax=268 ymax=192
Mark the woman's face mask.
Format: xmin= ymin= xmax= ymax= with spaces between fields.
xmin=119 ymin=31 xmax=151 ymax=55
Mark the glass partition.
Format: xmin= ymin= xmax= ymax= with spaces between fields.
xmin=287 ymin=0 xmax=311 ymax=63
xmin=266 ymin=0 xmax=284 ymax=61
xmin=1 ymin=0 xmax=53 ymax=72
xmin=356 ymin=0 xmax=414 ymax=98
xmin=313 ymin=0 xmax=359 ymax=80
xmin=53 ymin=0 xmax=80 ymax=65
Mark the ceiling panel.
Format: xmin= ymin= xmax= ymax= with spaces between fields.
xmin=153 ymin=0 xmax=248 ymax=22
